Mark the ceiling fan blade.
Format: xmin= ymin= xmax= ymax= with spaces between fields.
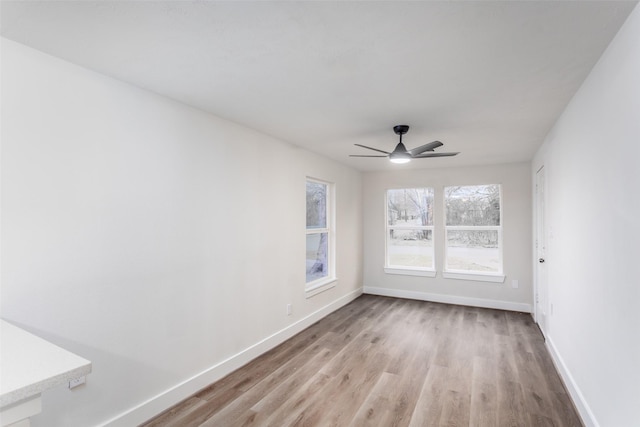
xmin=412 ymin=152 xmax=460 ymax=158
xmin=354 ymin=144 xmax=390 ymax=155
xmin=349 ymin=155 xmax=388 ymax=157
xmin=409 ymin=141 xmax=444 ymax=155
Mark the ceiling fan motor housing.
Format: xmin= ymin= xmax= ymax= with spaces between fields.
xmin=393 ymin=125 xmax=410 ymax=135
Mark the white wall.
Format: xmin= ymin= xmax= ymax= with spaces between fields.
xmin=0 ymin=38 xmax=363 ymax=426
xmin=362 ymin=163 xmax=532 ymax=311
xmin=532 ymin=4 xmax=640 ymax=427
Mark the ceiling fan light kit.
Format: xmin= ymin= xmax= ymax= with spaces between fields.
xmin=350 ymin=124 xmax=459 ymax=164
xmin=389 ymin=143 xmax=412 ymax=164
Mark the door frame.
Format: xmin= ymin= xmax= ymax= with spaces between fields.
xmin=534 ymin=165 xmax=548 ymax=336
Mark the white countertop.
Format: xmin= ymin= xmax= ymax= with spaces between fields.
xmin=0 ymin=320 xmax=92 ymax=407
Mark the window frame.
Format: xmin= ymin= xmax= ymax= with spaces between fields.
xmin=443 ymin=184 xmax=505 ymax=283
xmin=305 ymin=177 xmax=336 ymax=296
xmin=384 ymin=187 xmax=436 ymax=277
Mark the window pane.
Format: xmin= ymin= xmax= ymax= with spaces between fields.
xmin=306 ymin=181 xmax=327 ymax=229
xmin=306 ymin=233 xmax=328 ymax=282
xmin=446 ymin=230 xmax=499 ymax=272
xmin=387 ymin=188 xmax=434 ymax=227
xmin=445 ymin=185 xmax=500 ymax=226
xmin=387 ymin=229 xmax=433 ymax=268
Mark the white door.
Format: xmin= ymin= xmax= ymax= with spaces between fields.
xmin=535 ymin=166 xmax=548 ymax=336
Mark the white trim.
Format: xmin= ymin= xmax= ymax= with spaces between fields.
xmin=363 ymin=286 xmax=530 ymax=313
xmin=384 ymin=267 xmax=436 ymax=277
xmin=442 ymin=271 xmax=505 ymax=283
xmin=98 ymin=288 xmax=363 ymax=427
xmin=545 ymin=337 xmax=595 ymax=427
xmin=305 ymin=278 xmax=337 ymax=298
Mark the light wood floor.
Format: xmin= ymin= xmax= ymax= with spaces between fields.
xmin=142 ymin=295 xmax=582 ymax=426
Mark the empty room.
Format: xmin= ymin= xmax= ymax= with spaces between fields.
xmin=1 ymin=1 xmax=638 ymax=426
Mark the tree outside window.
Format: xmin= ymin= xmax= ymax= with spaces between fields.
xmin=386 ymin=188 xmax=435 ymax=270
xmin=444 ymin=184 xmax=502 ymax=274
xmin=306 ymin=179 xmax=331 ymax=284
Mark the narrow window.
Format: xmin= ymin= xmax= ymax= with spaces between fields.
xmin=306 ymin=179 xmax=334 ymax=290
xmin=444 ymin=184 xmax=502 ymax=275
xmin=385 ymin=188 xmax=435 ymax=275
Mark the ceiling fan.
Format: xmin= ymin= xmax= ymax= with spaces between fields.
xmin=350 ymin=125 xmax=459 ymax=164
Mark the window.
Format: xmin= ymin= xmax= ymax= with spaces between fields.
xmin=385 ymin=188 xmax=435 ymax=276
xmin=306 ymin=178 xmax=335 ymax=293
xmin=444 ymin=184 xmax=503 ymax=280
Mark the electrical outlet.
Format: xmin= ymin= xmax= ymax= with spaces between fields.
xmin=286 ymin=304 xmax=292 ymax=316
xmin=69 ymin=376 xmax=86 ymax=389
xmin=512 ymin=279 xmax=519 ymax=289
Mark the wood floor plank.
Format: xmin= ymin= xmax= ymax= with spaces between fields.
xmin=470 ymin=380 xmax=498 ymax=427
xmin=439 ymin=357 xmax=473 ymax=427
xmin=381 ymin=314 xmax=434 ymax=427
xmin=469 ymin=357 xmax=498 ymax=427
xmin=408 ymin=364 xmax=448 ymax=427
xmin=496 ymin=379 xmax=528 ymax=427
xmin=550 ymin=390 xmax=584 ymax=427
xmin=348 ymin=371 xmax=402 ymax=426
xmin=143 ymin=396 xmax=207 ymax=427
xmin=202 ymin=348 xmax=334 ymax=426
xmin=261 ymin=372 xmax=332 ymax=427
xmin=289 ymin=345 xmax=390 ymax=426
xmin=140 ymin=295 xmax=583 ymax=427
xmin=250 ymin=349 xmax=333 ymax=413
xmin=198 ymin=339 xmax=339 ymax=426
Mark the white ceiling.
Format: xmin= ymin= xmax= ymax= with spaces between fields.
xmin=1 ymin=1 xmax=636 ymax=171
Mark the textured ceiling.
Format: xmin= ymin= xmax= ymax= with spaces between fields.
xmin=1 ymin=1 xmax=637 ymax=171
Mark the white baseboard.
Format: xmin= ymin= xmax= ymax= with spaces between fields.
xmin=545 ymin=336 xmax=597 ymax=427
xmin=363 ymin=286 xmax=532 ymax=313
xmin=99 ymin=288 xmax=363 ymax=427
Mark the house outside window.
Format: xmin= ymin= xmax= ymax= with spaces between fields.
xmin=444 ymin=184 xmax=503 ymax=280
xmin=306 ymin=178 xmax=335 ymax=294
xmin=385 ymin=188 xmax=435 ymax=277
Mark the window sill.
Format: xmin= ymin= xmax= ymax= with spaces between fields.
xmin=384 ymin=267 xmax=436 ymax=278
xmin=443 ymin=271 xmax=505 ymax=283
xmin=305 ymin=278 xmax=337 ymax=298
